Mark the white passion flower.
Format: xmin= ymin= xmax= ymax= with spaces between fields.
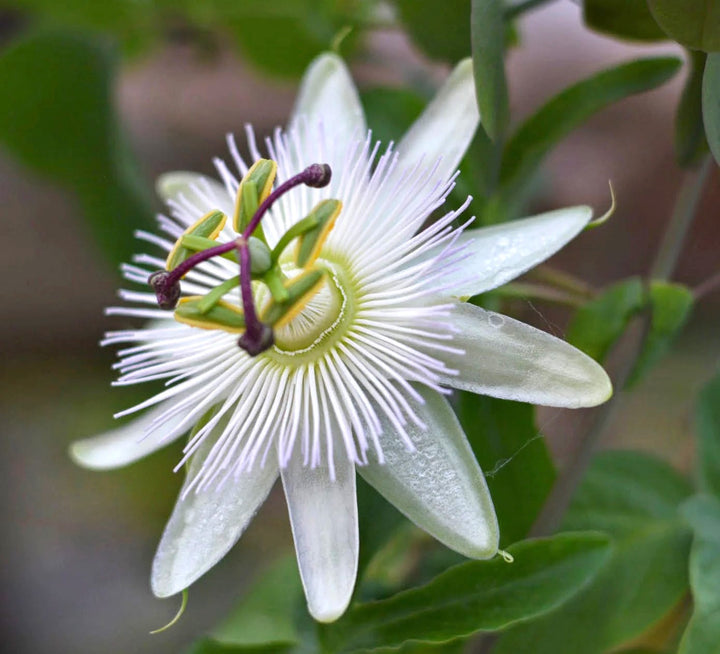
xmin=71 ymin=53 xmax=612 ymax=623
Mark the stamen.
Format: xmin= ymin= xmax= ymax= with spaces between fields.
xmin=242 ymin=163 xmax=331 ymax=239
xmin=236 ymin=239 xmax=274 ymax=356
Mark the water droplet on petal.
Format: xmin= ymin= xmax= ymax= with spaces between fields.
xmin=489 ymin=314 xmax=505 ymax=329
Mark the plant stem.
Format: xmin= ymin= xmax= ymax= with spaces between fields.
xmin=530 ymin=154 xmax=713 ymax=539
xmin=694 ymin=270 xmax=720 ymax=300
xmin=650 ymin=156 xmax=713 ymax=281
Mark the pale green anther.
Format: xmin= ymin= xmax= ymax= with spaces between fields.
xmin=261 ymin=268 xmax=326 ymax=328
xmin=233 ymin=159 xmax=277 ymax=233
xmin=166 ymin=210 xmax=227 ymax=271
xmin=271 ymin=214 xmax=320 ymax=262
xmin=174 ymin=297 xmax=246 ymax=333
xmin=196 ymin=277 xmax=240 ymax=314
xmin=295 ymin=199 xmax=342 ymax=267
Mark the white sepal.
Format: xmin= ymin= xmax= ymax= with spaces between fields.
xmin=281 ymin=447 xmax=358 ymax=623
xmin=151 ymin=426 xmax=279 ymax=597
xmin=359 ymin=384 xmax=498 ymax=559
xmin=439 ymin=302 xmax=613 ymax=408
xmin=396 ymin=58 xmax=479 ymax=184
xmin=443 ymin=205 xmax=595 ymax=297
xmin=70 ymin=403 xmax=189 ymax=470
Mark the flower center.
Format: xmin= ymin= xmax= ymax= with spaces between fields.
xmin=147 ymin=159 xmax=344 ymax=357
xmin=266 ymin=258 xmax=356 ymax=365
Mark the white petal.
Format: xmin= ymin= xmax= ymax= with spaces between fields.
xmin=359 ymin=385 xmax=498 ymax=559
xmin=281 ymin=448 xmax=358 ymax=623
xmin=151 ymin=430 xmax=279 ymax=597
xmin=289 ymin=53 xmax=366 ymax=158
xmin=155 ymin=171 xmax=234 ymax=215
xmin=444 ymin=205 xmax=595 ymax=297
xmin=69 ymin=403 xmax=189 ymax=470
xmin=396 ymin=58 xmax=478 ymax=183
xmin=439 ymin=302 xmax=613 ymax=408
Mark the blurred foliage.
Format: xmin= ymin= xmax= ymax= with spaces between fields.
xmin=495 ymin=451 xmax=693 ymax=654
xmin=457 ymin=393 xmax=555 ymax=546
xmin=392 ymin=0 xmax=471 ymax=62
xmin=582 ymin=0 xmax=666 ymax=42
xmin=704 ymin=53 xmax=720 ymax=167
xmin=676 ymin=50 xmax=709 ymax=167
xmin=0 ymin=30 xmax=154 ymax=266
xmin=320 ymin=533 xmax=610 ymax=653
xmin=646 ymin=0 xmax=720 ymax=52
xmin=471 ymin=0 xmax=508 ymax=140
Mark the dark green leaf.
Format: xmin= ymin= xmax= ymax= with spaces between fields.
xmin=583 ymin=0 xmax=666 ymax=42
xmin=361 ymin=88 xmax=426 ymax=146
xmin=320 ymin=532 xmax=611 ymax=653
xmin=0 ymin=30 xmax=154 ymax=266
xmin=496 ymin=451 xmax=692 ymax=654
xmin=211 ymin=556 xmax=301 ymax=647
xmin=471 ymin=0 xmax=509 ymax=139
xmin=566 ymin=277 xmax=645 ymax=362
xmin=187 ymin=639 xmax=292 ymax=654
xmin=498 ymin=57 xmax=681 ymax=214
xmin=696 ymin=371 xmax=720 ymax=498
xmin=676 ymin=50 xmax=709 ymax=167
xmin=703 ymin=53 xmax=720 ymax=167
xmin=457 ymin=393 xmax=555 ymax=545
xmin=628 ymin=281 xmax=694 ymax=386
xmin=678 ymin=495 xmax=720 ymax=654
xmin=647 ymin=0 xmax=720 ymax=52
xmin=356 ymin=475 xmax=407 ymax=583
xmin=394 ymin=0 xmax=471 ymax=62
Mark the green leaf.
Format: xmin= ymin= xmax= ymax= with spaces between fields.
xmin=676 ymin=50 xmax=710 ymax=167
xmin=211 ymin=556 xmax=301 ymax=647
xmin=647 ymin=0 xmax=720 ymax=52
xmin=498 ymin=57 xmax=681 ymax=214
xmin=678 ymin=495 xmax=720 ymax=654
xmin=696 ymin=371 xmax=720 ymax=498
xmin=362 ymin=88 xmax=426 ymax=146
xmin=703 ymin=53 xmax=720 ymax=167
xmin=355 ymin=475 xmax=407 ymax=584
xmin=456 ymin=393 xmax=555 ymax=545
xmin=320 ymin=532 xmax=611 ymax=653
xmin=187 ymin=639 xmax=292 ymax=654
xmin=583 ymin=0 xmax=666 ymax=42
xmin=394 ymin=0 xmax=471 ymax=62
xmin=567 ymin=278 xmax=645 ymax=361
xmin=628 ymin=282 xmax=694 ymax=386
xmin=495 ymin=451 xmax=692 ymax=654
xmin=471 ymin=0 xmax=509 ymax=140
xmin=0 ymin=30 xmax=154 ymax=267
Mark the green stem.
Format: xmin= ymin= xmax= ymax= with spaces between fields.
xmin=650 ymin=156 xmax=713 ymax=281
xmin=530 ymin=155 xmax=713 ymax=539
xmin=526 ymin=265 xmax=596 ymax=298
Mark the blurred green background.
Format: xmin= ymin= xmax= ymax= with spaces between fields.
xmin=1 ymin=1 xmax=719 ymax=652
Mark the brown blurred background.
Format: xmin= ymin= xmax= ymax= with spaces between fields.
xmin=1 ymin=2 xmax=719 ymax=652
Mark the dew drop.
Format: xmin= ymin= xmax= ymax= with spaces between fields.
xmin=488 ymin=314 xmax=505 ymax=329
